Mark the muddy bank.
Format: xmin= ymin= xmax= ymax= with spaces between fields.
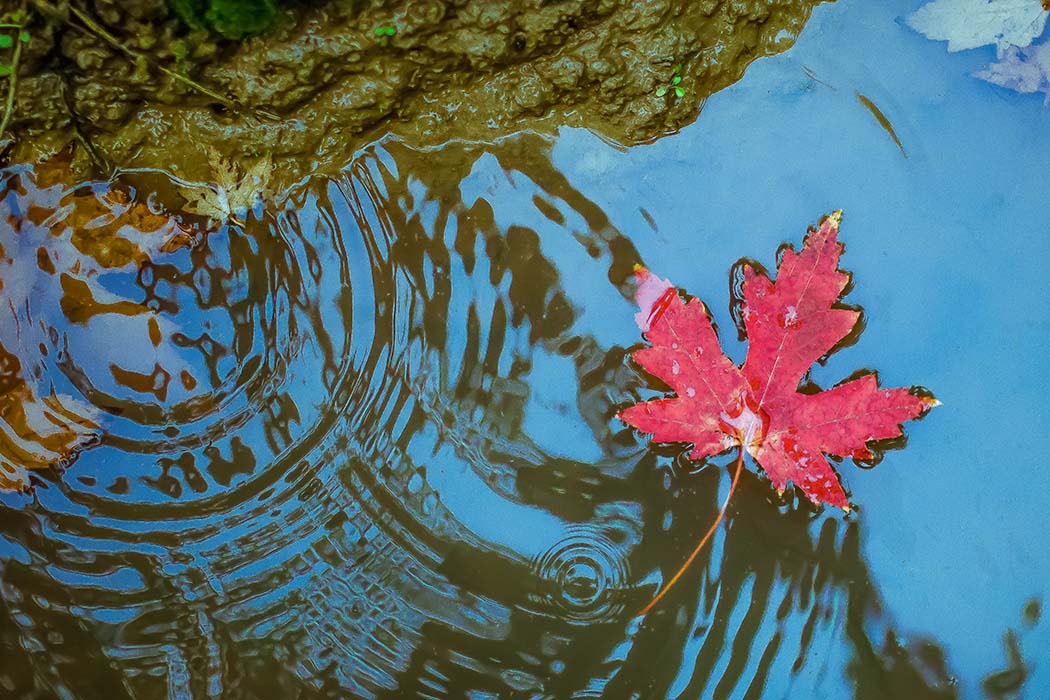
xmin=8 ymin=0 xmax=827 ymax=186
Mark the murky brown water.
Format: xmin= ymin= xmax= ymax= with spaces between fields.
xmin=0 ymin=134 xmax=957 ymax=699
xmin=4 ymin=0 xmax=1050 ymax=697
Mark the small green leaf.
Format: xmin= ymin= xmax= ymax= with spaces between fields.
xmin=0 ymin=63 xmax=11 ymax=77
xmin=674 ymin=63 xmax=682 ymax=73
xmin=672 ymin=76 xmax=682 ymax=85
xmin=674 ymin=86 xmax=685 ymax=98
xmin=385 ymin=27 xmax=396 ymax=36
xmin=19 ymin=30 xmax=29 ymax=44
xmin=10 ymin=11 xmax=22 ymax=22
xmin=656 ymin=85 xmax=668 ymax=97
xmin=0 ymin=35 xmax=12 ymax=49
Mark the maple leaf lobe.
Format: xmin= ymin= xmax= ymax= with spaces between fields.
xmin=620 ymin=288 xmax=745 ymax=461
xmin=739 ymin=211 xmax=859 ymax=405
xmin=621 ymin=212 xmax=935 ymax=510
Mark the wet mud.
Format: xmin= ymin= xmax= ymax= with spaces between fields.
xmin=8 ymin=0 xmax=826 ymax=185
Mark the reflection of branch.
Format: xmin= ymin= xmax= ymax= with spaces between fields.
xmin=983 ymin=629 xmax=1028 ymax=698
xmin=29 ymin=0 xmax=280 ymax=121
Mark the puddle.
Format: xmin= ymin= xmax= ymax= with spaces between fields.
xmin=2 ymin=0 xmax=1049 ymax=698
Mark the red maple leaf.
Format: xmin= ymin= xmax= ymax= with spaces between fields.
xmin=621 ymin=211 xmax=937 ymax=509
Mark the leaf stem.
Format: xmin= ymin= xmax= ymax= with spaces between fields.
xmin=636 ymin=445 xmax=744 ymax=617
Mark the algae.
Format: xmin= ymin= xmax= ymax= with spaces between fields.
xmin=170 ymin=0 xmax=279 ymax=39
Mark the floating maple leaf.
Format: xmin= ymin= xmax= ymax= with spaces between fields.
xmin=620 ymin=212 xmax=937 ymax=510
xmin=622 ymin=212 xmax=938 ymax=614
xmin=178 ymin=148 xmax=273 ymax=225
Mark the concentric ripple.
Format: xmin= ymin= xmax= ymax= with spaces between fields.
xmin=0 ymin=138 xmax=652 ymax=699
xmin=0 ymin=135 xmax=941 ymax=699
xmin=531 ymin=527 xmax=630 ymax=623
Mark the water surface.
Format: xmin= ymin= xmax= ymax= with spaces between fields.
xmin=2 ymin=0 xmax=1048 ymax=698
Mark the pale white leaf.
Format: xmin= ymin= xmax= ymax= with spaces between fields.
xmin=974 ymin=39 xmax=1050 ymax=96
xmin=907 ymin=0 xmax=1048 ymax=55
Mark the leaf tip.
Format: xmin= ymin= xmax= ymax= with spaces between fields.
xmin=922 ymin=396 xmax=942 ymax=409
xmin=819 ymin=210 xmax=843 ymax=235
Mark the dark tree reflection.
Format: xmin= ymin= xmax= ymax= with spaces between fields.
xmin=0 ymin=137 xmax=1022 ymax=699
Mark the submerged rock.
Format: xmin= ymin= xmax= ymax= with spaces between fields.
xmin=8 ymin=0 xmax=826 ymax=185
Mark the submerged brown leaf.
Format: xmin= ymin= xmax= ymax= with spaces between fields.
xmin=179 ymin=147 xmax=273 ymax=224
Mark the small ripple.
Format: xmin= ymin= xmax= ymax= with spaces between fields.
xmin=530 ymin=527 xmax=630 ymax=624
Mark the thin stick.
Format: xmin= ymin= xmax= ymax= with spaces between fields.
xmin=636 ymin=445 xmax=744 ymax=617
xmin=30 ymin=0 xmax=279 ymax=121
xmin=58 ymin=79 xmax=111 ymax=175
xmin=0 ymin=20 xmax=25 ymax=139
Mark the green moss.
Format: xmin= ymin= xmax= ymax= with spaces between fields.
xmin=171 ymin=0 xmax=279 ymax=39
xmin=205 ymin=0 xmax=278 ymax=39
xmin=170 ymin=0 xmax=206 ymax=30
